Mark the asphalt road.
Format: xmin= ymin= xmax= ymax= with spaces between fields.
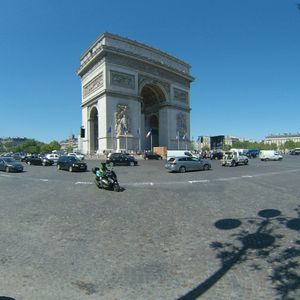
xmin=0 ymin=156 xmax=299 ymax=300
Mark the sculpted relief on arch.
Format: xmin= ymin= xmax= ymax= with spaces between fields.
xmin=176 ymin=112 xmax=187 ymax=138
xmin=115 ymin=104 xmax=130 ymax=136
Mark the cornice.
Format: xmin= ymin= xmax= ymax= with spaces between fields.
xmin=77 ymin=45 xmax=195 ymax=82
xmin=81 ymin=89 xmax=140 ymax=108
xmin=160 ymin=102 xmax=191 ymax=112
xmin=80 ymin=32 xmax=191 ymax=68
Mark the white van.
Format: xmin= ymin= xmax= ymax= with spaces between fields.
xmin=260 ymin=150 xmax=283 ymax=161
xmin=167 ymin=150 xmax=197 ymax=161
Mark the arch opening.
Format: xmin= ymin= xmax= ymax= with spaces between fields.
xmin=140 ymin=84 xmax=165 ymax=150
xmin=89 ymin=107 xmax=98 ymax=153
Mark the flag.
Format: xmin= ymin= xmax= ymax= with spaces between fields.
xmin=175 ymin=131 xmax=179 ymax=140
xmin=146 ymin=129 xmax=152 ymax=138
xmin=196 ymin=136 xmax=201 ymax=143
xmin=182 ymin=134 xmax=186 ymax=141
xmin=107 ymin=126 xmax=112 ymax=134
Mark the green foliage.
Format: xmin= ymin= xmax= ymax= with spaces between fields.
xmin=201 ymin=145 xmax=210 ymax=152
xmin=1 ymin=138 xmax=61 ymax=154
xmin=232 ymin=140 xmax=278 ymax=150
xmin=64 ymin=146 xmax=74 ymax=153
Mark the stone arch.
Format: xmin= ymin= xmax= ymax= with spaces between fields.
xmin=140 ymin=83 xmax=166 ymax=150
xmin=89 ymin=106 xmax=98 ymax=153
xmin=138 ymin=78 xmax=168 ymax=102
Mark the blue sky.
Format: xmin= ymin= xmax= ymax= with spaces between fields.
xmin=0 ymin=0 xmax=299 ymax=143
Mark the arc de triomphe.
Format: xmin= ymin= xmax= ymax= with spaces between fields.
xmin=77 ymin=32 xmax=194 ymax=154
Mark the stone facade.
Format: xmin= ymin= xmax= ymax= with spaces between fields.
xmin=77 ymin=32 xmax=194 ymax=154
xmin=264 ymin=133 xmax=300 ymax=146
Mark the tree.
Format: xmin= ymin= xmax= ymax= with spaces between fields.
xmin=284 ymin=140 xmax=296 ymax=150
xmin=48 ymin=140 xmax=61 ymax=151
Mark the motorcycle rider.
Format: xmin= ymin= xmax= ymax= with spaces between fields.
xmin=96 ymin=162 xmax=107 ymax=187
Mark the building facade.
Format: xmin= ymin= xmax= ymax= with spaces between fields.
xmin=264 ymin=133 xmax=300 ymax=146
xmin=77 ymin=33 xmax=194 ymax=154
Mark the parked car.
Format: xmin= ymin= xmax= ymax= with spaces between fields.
xmin=46 ymin=153 xmax=60 ymax=163
xmin=143 ymin=152 xmax=163 ymax=160
xmin=165 ymin=156 xmax=211 ymax=173
xmin=0 ymin=157 xmax=23 ymax=172
xmin=57 ymin=155 xmax=87 ymax=172
xmin=68 ymin=152 xmax=85 ymax=160
xmin=24 ymin=155 xmax=54 ymax=166
xmin=12 ymin=152 xmax=27 ymax=161
xmin=106 ymin=153 xmax=138 ymax=166
xmin=245 ymin=149 xmax=260 ymax=158
xmin=290 ymin=148 xmax=300 ymax=155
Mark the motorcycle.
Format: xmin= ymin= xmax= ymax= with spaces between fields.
xmin=92 ymin=166 xmax=121 ymax=192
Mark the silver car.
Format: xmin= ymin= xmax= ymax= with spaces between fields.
xmin=165 ymin=156 xmax=211 ymax=173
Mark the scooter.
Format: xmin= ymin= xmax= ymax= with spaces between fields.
xmin=92 ymin=166 xmax=121 ymax=192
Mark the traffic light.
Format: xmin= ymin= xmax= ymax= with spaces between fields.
xmin=80 ymin=127 xmax=85 ymax=138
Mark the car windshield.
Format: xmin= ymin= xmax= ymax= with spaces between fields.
xmin=71 ymin=157 xmax=80 ymax=162
xmin=3 ymin=157 xmax=15 ymax=163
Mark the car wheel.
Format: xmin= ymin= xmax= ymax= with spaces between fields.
xmin=42 ymin=162 xmax=46 ymax=166
xmin=5 ymin=166 xmax=9 ymax=173
xmin=231 ymin=160 xmax=236 ymax=167
xmin=130 ymin=161 xmax=135 ymax=166
xmin=145 ymin=157 xmax=149 ymax=160
xmin=179 ymin=166 xmax=186 ymax=173
xmin=27 ymin=161 xmax=31 ymax=165
xmin=69 ymin=166 xmax=73 ymax=172
xmin=57 ymin=164 xmax=61 ymax=170
xmin=203 ymin=164 xmax=209 ymax=171
xmin=244 ymin=160 xmax=248 ymax=165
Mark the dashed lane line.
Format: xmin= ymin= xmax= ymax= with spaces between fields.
xmin=1 ymin=168 xmax=300 ymax=187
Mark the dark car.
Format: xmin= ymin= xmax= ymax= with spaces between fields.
xmin=24 ymin=155 xmax=54 ymax=166
xmin=143 ymin=152 xmax=163 ymax=160
xmin=290 ymin=149 xmax=300 ymax=155
xmin=57 ymin=155 xmax=87 ymax=172
xmin=245 ymin=149 xmax=260 ymax=158
xmin=210 ymin=150 xmax=224 ymax=160
xmin=0 ymin=157 xmax=23 ymax=173
xmin=106 ymin=153 xmax=138 ymax=166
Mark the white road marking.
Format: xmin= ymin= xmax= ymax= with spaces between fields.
xmin=189 ymin=180 xmax=210 ymax=184
xmin=122 ymin=169 xmax=300 ymax=187
xmin=2 ymin=168 xmax=300 ymax=189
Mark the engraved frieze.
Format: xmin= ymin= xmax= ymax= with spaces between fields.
xmin=106 ymin=53 xmax=190 ymax=87
xmin=110 ymin=70 xmax=135 ymax=89
xmin=83 ymin=73 xmax=103 ymax=98
xmin=174 ymin=88 xmax=188 ymax=104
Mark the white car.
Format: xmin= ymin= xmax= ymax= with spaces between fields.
xmin=45 ymin=153 xmax=60 ymax=163
xmin=68 ymin=153 xmax=85 ymax=160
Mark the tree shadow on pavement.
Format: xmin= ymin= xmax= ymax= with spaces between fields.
xmin=177 ymin=207 xmax=300 ymax=300
xmin=0 ymin=297 xmax=16 ymax=300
